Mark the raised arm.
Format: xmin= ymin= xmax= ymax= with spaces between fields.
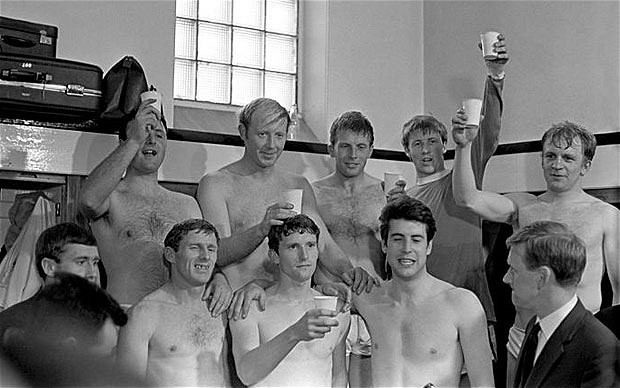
xmin=301 ymin=179 xmax=377 ymax=293
xmin=603 ymin=206 xmax=620 ymax=304
xmin=79 ymin=101 xmax=159 ymax=219
xmin=197 ymin=173 xmax=295 ymax=267
xmin=116 ymin=304 xmax=155 ymax=379
xmin=230 ymin=305 xmax=339 ymax=386
xmin=472 ymin=33 xmax=507 ymax=186
xmin=456 ymin=290 xmax=495 ymax=388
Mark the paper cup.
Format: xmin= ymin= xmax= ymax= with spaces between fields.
xmin=314 ymin=295 xmax=337 ymax=311
xmin=283 ymin=189 xmax=303 ymax=213
xmin=140 ymin=90 xmax=162 ymax=115
xmin=384 ymin=172 xmax=403 ymax=193
xmin=480 ymin=31 xmax=500 ymax=60
xmin=462 ymin=98 xmax=483 ymax=126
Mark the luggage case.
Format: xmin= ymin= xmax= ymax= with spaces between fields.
xmin=0 ymin=53 xmax=103 ymax=122
xmin=0 ymin=16 xmax=58 ymax=58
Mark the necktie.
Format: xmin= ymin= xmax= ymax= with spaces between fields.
xmin=518 ymin=322 xmax=541 ymax=388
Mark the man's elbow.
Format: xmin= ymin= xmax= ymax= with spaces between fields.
xmin=236 ymin=363 xmax=259 ymax=386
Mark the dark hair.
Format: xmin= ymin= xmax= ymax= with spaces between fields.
xmin=238 ymin=98 xmax=290 ymax=135
xmin=379 ymin=196 xmax=437 ymax=244
xmin=35 ymin=223 xmax=97 ymax=280
xmin=329 ymin=111 xmax=375 ymax=147
xmin=506 ymin=221 xmax=586 ymax=287
xmin=164 ymin=219 xmax=220 ymax=251
xmin=33 ymin=273 xmax=127 ymax=344
xmin=401 ymin=115 xmax=447 ymax=153
xmin=268 ymin=214 xmax=320 ymax=254
xmin=541 ymin=121 xmax=596 ymax=163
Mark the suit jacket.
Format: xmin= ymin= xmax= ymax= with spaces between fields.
xmin=513 ymin=300 xmax=619 ymax=388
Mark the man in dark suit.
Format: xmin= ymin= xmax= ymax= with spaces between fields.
xmin=503 ymin=221 xmax=619 ymax=388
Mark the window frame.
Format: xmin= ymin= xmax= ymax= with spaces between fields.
xmin=173 ymin=0 xmax=299 ymax=110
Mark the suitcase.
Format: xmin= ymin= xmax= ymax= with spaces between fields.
xmin=0 ymin=16 xmax=58 ymax=58
xmin=0 ymin=53 xmax=103 ymax=122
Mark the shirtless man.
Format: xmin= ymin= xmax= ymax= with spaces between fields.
xmin=452 ymin=119 xmax=620 ymax=383
xmin=230 ymin=214 xmax=350 ymax=387
xmin=117 ymin=219 xmax=228 ymax=387
xmin=80 ymin=100 xmax=228 ymax=307
xmin=312 ymin=111 xmax=385 ymax=386
xmin=352 ymin=196 xmax=494 ymax=387
xmin=197 ymin=98 xmax=376 ymax=293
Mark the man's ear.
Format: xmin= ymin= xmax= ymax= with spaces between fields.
xmin=426 ymin=240 xmax=433 ymax=255
xmin=327 ymin=143 xmax=335 ymax=158
xmin=238 ymin=123 xmax=248 ymax=142
xmin=41 ymin=257 xmax=57 ymax=278
xmin=59 ymin=336 xmax=78 ymax=350
xmin=268 ymin=249 xmax=279 ymax=265
xmin=580 ymin=159 xmax=592 ymax=176
xmin=164 ymin=247 xmax=176 ymax=265
xmin=537 ymin=266 xmax=552 ymax=290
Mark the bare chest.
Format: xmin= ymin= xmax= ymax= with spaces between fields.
xmin=314 ymin=185 xmax=385 ymax=239
xmin=226 ymin=177 xmax=299 ymax=232
xmin=518 ymin=202 xmax=604 ymax=249
xmin=360 ymin=299 xmax=459 ymax=361
xmin=150 ymin=307 xmax=226 ymax=357
xmin=110 ymin=191 xmax=192 ymax=244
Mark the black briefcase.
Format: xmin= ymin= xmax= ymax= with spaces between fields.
xmin=0 ymin=16 xmax=58 ymax=58
xmin=0 ymin=53 xmax=103 ymax=122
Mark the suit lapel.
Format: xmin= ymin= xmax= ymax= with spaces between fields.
xmin=526 ymin=301 xmax=588 ymax=387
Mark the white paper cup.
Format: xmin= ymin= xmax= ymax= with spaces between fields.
xmin=462 ymin=98 xmax=483 ymax=126
xmin=140 ymin=90 xmax=162 ymax=115
xmin=384 ymin=172 xmax=403 ymax=193
xmin=480 ymin=31 xmax=500 ymax=60
xmin=314 ymin=295 xmax=337 ymax=311
xmin=283 ymin=189 xmax=303 ymax=213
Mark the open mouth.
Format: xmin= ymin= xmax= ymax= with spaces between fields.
xmin=142 ymin=149 xmax=157 ymax=156
xmin=397 ymin=258 xmax=416 ymax=265
xmin=193 ymin=263 xmax=211 ymax=271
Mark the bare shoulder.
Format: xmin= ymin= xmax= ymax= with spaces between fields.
xmin=505 ymin=192 xmax=537 ymax=207
xmin=312 ymin=173 xmax=337 ymax=188
xmin=443 ymin=287 xmax=486 ymax=321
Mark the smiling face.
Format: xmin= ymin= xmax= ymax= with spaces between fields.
xmin=166 ymin=230 xmax=218 ymax=287
xmin=272 ymin=231 xmax=319 ymax=284
xmin=541 ymin=136 xmax=590 ymax=193
xmin=329 ymin=129 xmax=374 ymax=178
xmin=128 ymin=123 xmax=167 ymax=174
xmin=241 ymin=111 xmax=288 ymax=169
xmin=406 ymin=131 xmax=446 ymax=178
xmin=382 ymin=219 xmax=432 ymax=280
xmin=43 ymin=243 xmax=101 ymax=286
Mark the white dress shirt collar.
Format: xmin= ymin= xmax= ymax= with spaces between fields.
xmin=534 ymin=295 xmax=578 ymax=362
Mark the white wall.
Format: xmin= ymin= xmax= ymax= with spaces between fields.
xmin=302 ymin=0 xmax=424 ymax=150
xmin=1 ymin=0 xmax=176 ymax=123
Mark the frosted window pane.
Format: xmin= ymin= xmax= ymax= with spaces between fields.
xmin=175 ymin=19 xmax=196 ymax=59
xmin=233 ymin=0 xmax=264 ymax=29
xmin=198 ymin=0 xmax=231 ymax=23
xmin=174 ymin=59 xmax=196 ymax=99
xmin=232 ymin=28 xmax=264 ymax=68
xmin=197 ymin=63 xmax=230 ymax=103
xmin=176 ymin=0 xmax=197 ymax=19
xmin=198 ymin=23 xmax=231 ymax=63
xmin=266 ymin=0 xmax=296 ymax=35
xmin=232 ymin=67 xmax=263 ymax=106
xmin=265 ymin=72 xmax=295 ymax=110
xmin=265 ymin=34 xmax=296 ymax=73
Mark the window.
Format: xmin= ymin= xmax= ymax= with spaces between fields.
xmin=174 ymin=0 xmax=298 ymax=110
